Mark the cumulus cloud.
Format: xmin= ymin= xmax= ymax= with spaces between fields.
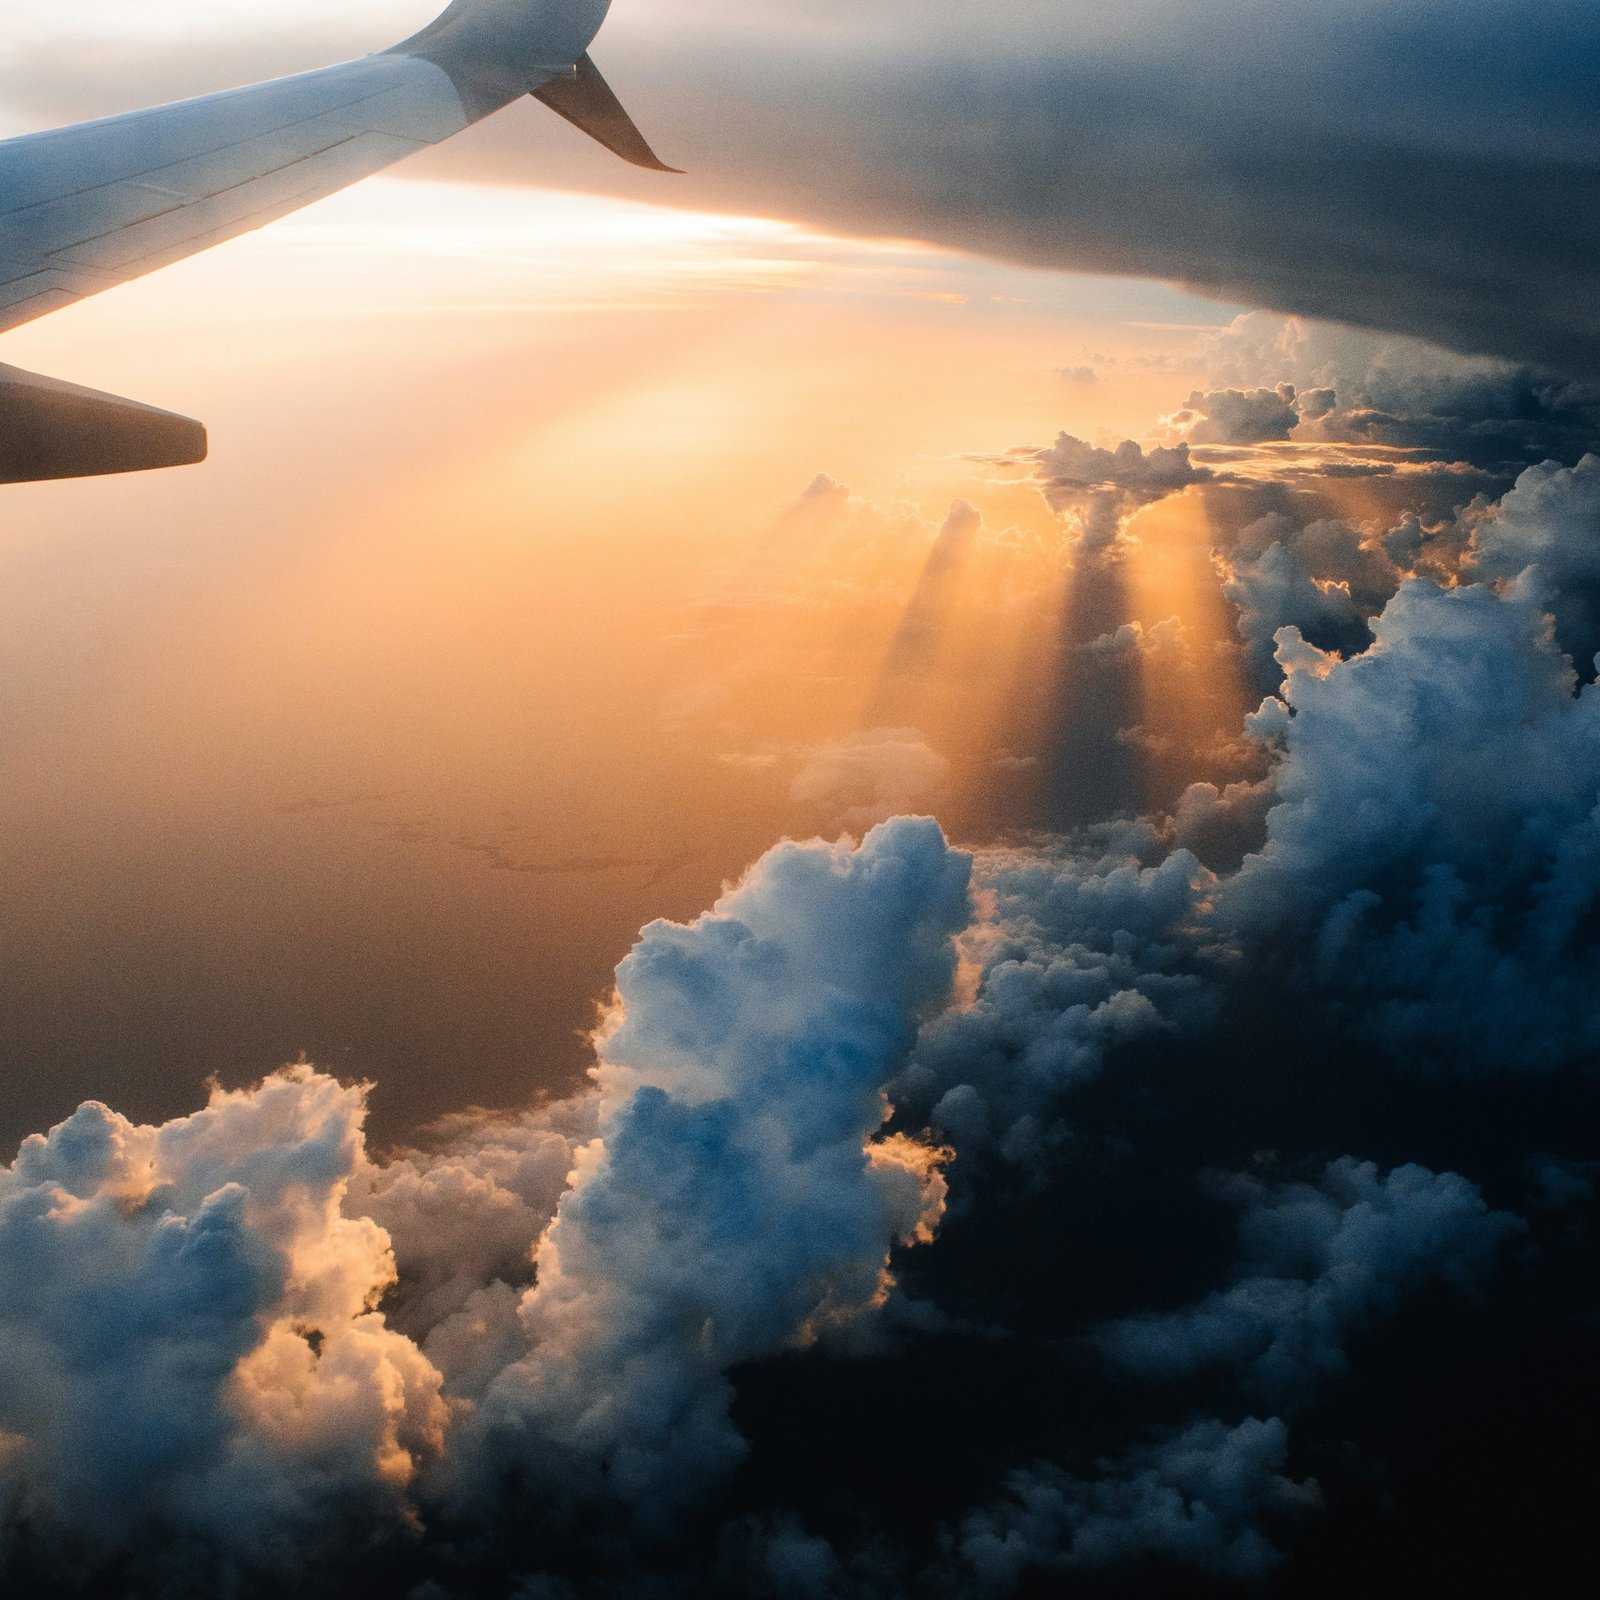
xmin=1172 ymin=385 xmax=1300 ymax=445
xmin=987 ymin=432 xmax=1211 ymax=561
xmin=899 ymin=841 xmax=1215 ymax=1161
xmin=1030 ymin=433 xmax=1212 ymax=513
xmin=1222 ymin=539 xmax=1371 ymax=692
xmin=1086 ymin=615 xmax=1190 ymax=665
xmin=0 ymin=1068 xmax=445 ymax=1591
xmin=3 ymin=555 xmax=1598 ymax=1590
xmin=1467 ymin=453 xmax=1600 ymax=671
xmin=1099 ymin=1159 xmax=1521 ymax=1404
xmin=351 ymin=1095 xmax=596 ymax=1389
xmin=2 ymin=138 xmax=1599 ymax=1589
xmin=0 ymin=822 xmax=976 ymax=1588
xmin=944 ymin=1161 xmax=1514 ymax=1591
xmin=1218 ymin=579 xmax=1600 ymax=1069
xmin=899 ymin=472 xmax=1600 ymax=1170
xmin=953 ymin=1417 xmax=1319 ymax=1590
xmin=455 ymin=818 xmax=972 ymax=1514
xmin=1206 ymin=314 xmax=1600 ymax=468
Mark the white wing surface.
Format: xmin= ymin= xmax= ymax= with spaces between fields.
xmin=0 ymin=55 xmax=472 ymax=336
xmin=0 ymin=0 xmax=677 ymax=481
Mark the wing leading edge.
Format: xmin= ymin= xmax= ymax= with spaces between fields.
xmin=0 ymin=0 xmax=678 ymax=482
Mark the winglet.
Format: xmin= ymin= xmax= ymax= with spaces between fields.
xmin=532 ymin=54 xmax=683 ymax=174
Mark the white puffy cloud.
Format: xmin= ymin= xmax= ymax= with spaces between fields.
xmin=0 ymin=1067 xmax=445 ymax=1590
xmin=1467 ymin=453 xmax=1600 ymax=670
xmin=1218 ymin=578 xmax=1600 ymax=1068
xmin=0 ymin=822 xmax=976 ymax=1581
xmin=351 ymin=1095 xmax=597 ymax=1390
xmin=458 ymin=818 xmax=973 ymax=1512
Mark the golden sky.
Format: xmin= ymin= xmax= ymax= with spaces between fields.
xmin=0 ymin=173 xmax=1246 ymax=1142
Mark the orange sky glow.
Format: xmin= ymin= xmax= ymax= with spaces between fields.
xmin=0 ymin=177 xmax=1251 ymax=1140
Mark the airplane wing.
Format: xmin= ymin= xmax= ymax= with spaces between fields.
xmin=0 ymin=0 xmax=678 ymax=483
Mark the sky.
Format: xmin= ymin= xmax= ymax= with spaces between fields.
xmin=0 ymin=174 xmax=1237 ymax=1144
xmin=1 ymin=4 xmax=1599 ymax=1599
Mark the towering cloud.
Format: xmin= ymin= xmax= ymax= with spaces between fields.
xmin=463 ymin=818 xmax=972 ymax=1514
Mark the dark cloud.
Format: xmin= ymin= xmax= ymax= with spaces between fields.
xmin=899 ymin=841 xmax=1214 ymax=1162
xmin=12 ymin=4 xmax=1599 ymax=378
xmin=1098 ymin=1160 xmax=1521 ymax=1405
xmin=1222 ymin=539 xmax=1371 ymax=693
xmin=952 ymin=1418 xmax=1320 ymax=1589
xmin=563 ymin=1 xmax=1600 ymax=376
xmin=1208 ymin=315 xmax=1600 ymax=469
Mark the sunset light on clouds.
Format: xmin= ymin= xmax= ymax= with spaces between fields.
xmin=0 ymin=164 xmax=1237 ymax=1135
xmin=2 ymin=3 xmax=1599 ymax=1597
